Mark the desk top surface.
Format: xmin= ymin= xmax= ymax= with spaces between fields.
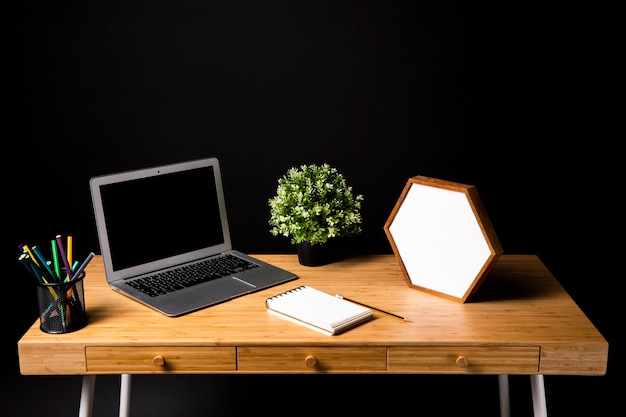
xmin=18 ymin=254 xmax=608 ymax=375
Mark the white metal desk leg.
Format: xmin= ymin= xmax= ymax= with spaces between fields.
xmin=530 ymin=375 xmax=547 ymax=417
xmin=498 ymin=374 xmax=510 ymax=417
xmin=79 ymin=375 xmax=96 ymax=417
xmin=119 ymin=374 xmax=132 ymax=417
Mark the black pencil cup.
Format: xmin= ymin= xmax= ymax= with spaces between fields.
xmin=36 ymin=272 xmax=87 ymax=334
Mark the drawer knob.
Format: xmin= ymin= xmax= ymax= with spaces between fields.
xmin=152 ymin=355 xmax=165 ymax=367
xmin=456 ymin=355 xmax=469 ymax=368
xmin=304 ymin=355 xmax=317 ymax=368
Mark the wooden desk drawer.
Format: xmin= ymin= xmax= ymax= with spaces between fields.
xmin=86 ymin=346 xmax=236 ymax=373
xmin=238 ymin=347 xmax=387 ymax=372
xmin=388 ymin=346 xmax=540 ymax=374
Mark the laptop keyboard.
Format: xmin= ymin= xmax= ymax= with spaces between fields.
xmin=127 ymin=254 xmax=259 ymax=297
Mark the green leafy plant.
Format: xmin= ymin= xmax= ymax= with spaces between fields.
xmin=268 ymin=163 xmax=364 ymax=245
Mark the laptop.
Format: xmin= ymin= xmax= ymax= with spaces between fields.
xmin=89 ymin=157 xmax=298 ymax=316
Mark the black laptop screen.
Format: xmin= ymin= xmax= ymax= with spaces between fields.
xmin=99 ymin=165 xmax=225 ymax=271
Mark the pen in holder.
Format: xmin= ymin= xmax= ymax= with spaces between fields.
xmin=36 ymin=270 xmax=88 ymax=334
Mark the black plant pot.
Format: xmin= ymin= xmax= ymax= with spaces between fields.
xmin=296 ymin=241 xmax=330 ymax=266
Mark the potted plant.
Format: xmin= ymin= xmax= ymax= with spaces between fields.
xmin=268 ymin=163 xmax=364 ymax=266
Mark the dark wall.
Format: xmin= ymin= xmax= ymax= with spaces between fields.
xmin=5 ymin=1 xmax=617 ymax=416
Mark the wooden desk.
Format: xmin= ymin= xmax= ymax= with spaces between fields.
xmin=18 ymin=254 xmax=608 ymax=417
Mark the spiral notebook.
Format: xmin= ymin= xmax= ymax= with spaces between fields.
xmin=265 ymin=286 xmax=374 ymax=335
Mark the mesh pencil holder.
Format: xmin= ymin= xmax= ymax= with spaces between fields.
xmin=36 ymin=271 xmax=87 ymax=334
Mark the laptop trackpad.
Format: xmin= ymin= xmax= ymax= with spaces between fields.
xmin=196 ymin=276 xmax=256 ymax=300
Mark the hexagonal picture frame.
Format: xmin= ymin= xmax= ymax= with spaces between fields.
xmin=384 ymin=176 xmax=503 ymax=303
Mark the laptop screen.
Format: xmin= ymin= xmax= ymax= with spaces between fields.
xmin=91 ymin=158 xmax=234 ymax=281
xmin=100 ymin=166 xmax=224 ymax=271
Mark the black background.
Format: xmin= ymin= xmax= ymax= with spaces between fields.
xmin=4 ymin=1 xmax=618 ymax=416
